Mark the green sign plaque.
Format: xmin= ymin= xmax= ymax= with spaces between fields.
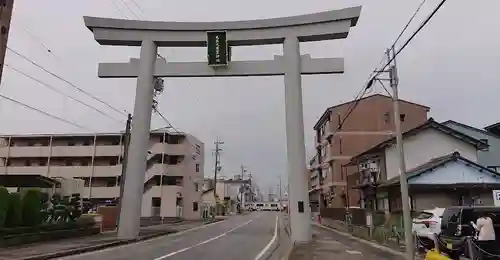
xmin=207 ymin=31 xmax=228 ymax=66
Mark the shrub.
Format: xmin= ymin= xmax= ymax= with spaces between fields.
xmin=5 ymin=192 xmax=22 ymax=227
xmin=68 ymin=193 xmax=82 ymax=221
xmin=0 ymin=187 xmax=9 ymax=228
xmin=21 ymin=189 xmax=42 ymax=227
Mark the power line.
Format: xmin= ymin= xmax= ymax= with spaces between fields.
xmin=332 ymin=0 xmax=448 ymax=138
xmin=6 ymin=46 xmax=127 ymax=116
xmin=129 ymin=0 xmax=147 ymax=17
xmin=153 ymin=107 xmax=200 ymax=151
xmin=0 ymin=93 xmax=93 ymax=132
xmin=116 ymin=0 xmax=141 ymax=19
xmin=5 ymin=64 xmax=125 ymax=125
xmin=20 ymin=27 xmax=60 ymax=61
xmin=390 ymin=0 xmax=428 ymax=49
xmin=377 ymin=0 xmax=448 ymax=78
xmin=106 ymin=0 xmax=130 ymax=19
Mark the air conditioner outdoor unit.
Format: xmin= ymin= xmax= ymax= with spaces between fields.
xmin=360 ymin=163 xmax=369 ymax=170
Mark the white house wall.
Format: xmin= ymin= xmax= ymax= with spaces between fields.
xmin=385 ymin=129 xmax=478 ymax=180
xmin=408 ymin=161 xmax=500 ymax=185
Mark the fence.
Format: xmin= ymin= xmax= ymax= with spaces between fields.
xmin=320 ymin=207 xmax=406 ymax=251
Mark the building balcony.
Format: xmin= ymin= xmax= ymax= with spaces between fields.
xmin=145 ymin=185 xmax=182 ymax=197
xmin=0 ymin=146 xmax=51 ymax=158
xmin=1 ymin=163 xmax=187 ymax=179
xmin=149 ymin=143 xmax=188 ymax=156
xmin=82 ymin=186 xmax=120 ymax=198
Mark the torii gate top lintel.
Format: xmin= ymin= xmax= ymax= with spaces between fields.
xmin=83 ymin=6 xmax=361 ymax=47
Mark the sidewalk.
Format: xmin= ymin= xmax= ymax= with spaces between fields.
xmin=0 ymin=219 xmax=223 ymax=260
xmin=288 ymin=223 xmax=406 ymax=260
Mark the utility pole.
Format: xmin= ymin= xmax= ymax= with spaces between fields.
xmin=387 ymin=47 xmax=413 ymax=260
xmin=0 ymin=0 xmax=14 ymax=84
xmin=213 ymin=138 xmax=223 ymax=213
xmin=117 ymin=113 xmax=132 ymax=230
xmin=239 ymin=164 xmax=246 ymax=213
xmin=278 ymin=175 xmax=282 ymax=204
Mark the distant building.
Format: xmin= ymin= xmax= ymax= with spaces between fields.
xmin=443 ymin=120 xmax=500 ymax=172
xmin=310 ymin=94 xmax=429 ymax=208
xmin=348 ymin=118 xmax=496 ymax=211
xmin=0 ymin=128 xmax=204 ymax=219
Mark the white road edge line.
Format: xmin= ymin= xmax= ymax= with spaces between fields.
xmin=153 ymin=217 xmax=258 ymax=260
xmin=254 ymin=215 xmax=278 ymax=260
xmin=56 ymin=218 xmax=228 ymax=259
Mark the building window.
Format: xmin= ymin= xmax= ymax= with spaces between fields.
xmin=27 ymin=141 xmax=34 ymax=147
xmin=194 ymin=183 xmax=199 ymax=192
xmin=193 ymin=202 xmax=199 ymax=212
xmin=24 ymin=160 xmax=31 ymax=166
xmin=110 ymin=157 xmax=119 ymax=166
xmin=83 ymin=139 xmax=91 ymax=146
xmin=195 ymin=163 xmax=200 ymax=172
xmin=39 ymin=160 xmax=47 ymax=166
xmin=65 ymin=160 xmax=73 ymax=166
xmin=384 ymin=112 xmax=390 ymax=124
xmin=400 ymin=114 xmax=406 ymax=122
xmin=68 ymin=140 xmax=75 ymax=146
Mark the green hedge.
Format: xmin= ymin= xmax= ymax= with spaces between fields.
xmin=0 ymin=219 xmax=95 ymax=236
xmin=0 ymin=222 xmax=101 ymax=248
xmin=0 ymin=187 xmax=9 ymax=228
xmin=21 ymin=189 xmax=42 ymax=227
xmin=5 ymin=193 xmax=22 ymax=227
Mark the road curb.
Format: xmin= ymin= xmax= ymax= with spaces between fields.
xmin=313 ymin=223 xmax=406 ymax=258
xmin=22 ymin=219 xmax=225 ymax=260
xmin=258 ymin=216 xmax=280 ymax=260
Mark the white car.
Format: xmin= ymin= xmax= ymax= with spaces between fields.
xmin=412 ymin=207 xmax=445 ymax=240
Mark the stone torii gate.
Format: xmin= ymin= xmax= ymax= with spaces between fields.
xmin=83 ymin=6 xmax=361 ymax=243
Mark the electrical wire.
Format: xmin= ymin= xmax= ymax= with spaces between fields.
xmin=0 ymin=93 xmax=94 ymax=132
xmin=5 ymin=64 xmax=125 ymax=125
xmin=6 ymin=46 xmax=127 ymax=117
xmin=153 ymin=107 xmax=201 ymax=154
xmin=390 ymin=0 xmax=428 ymax=49
xmin=20 ymin=27 xmax=60 ymax=61
xmin=330 ymin=0 xmax=449 ymax=140
xmin=116 ymin=0 xmax=141 ymax=19
xmin=375 ymin=0 xmax=449 ymax=79
xmin=129 ymin=0 xmax=147 ymax=17
xmin=106 ymin=0 xmax=130 ymax=19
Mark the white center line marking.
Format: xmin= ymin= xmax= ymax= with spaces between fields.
xmin=153 ymin=216 xmax=258 ymax=260
xmin=254 ymin=215 xmax=278 ymax=260
xmin=346 ymin=250 xmax=363 ymax=255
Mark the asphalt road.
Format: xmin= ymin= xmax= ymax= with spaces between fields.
xmin=59 ymin=212 xmax=278 ymax=260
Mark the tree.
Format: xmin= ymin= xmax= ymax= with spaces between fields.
xmin=68 ymin=193 xmax=82 ymax=221
xmin=0 ymin=187 xmax=9 ymax=228
xmin=5 ymin=192 xmax=22 ymax=227
xmin=21 ymin=189 xmax=42 ymax=227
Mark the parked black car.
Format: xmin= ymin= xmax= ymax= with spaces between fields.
xmin=438 ymin=206 xmax=500 ymax=259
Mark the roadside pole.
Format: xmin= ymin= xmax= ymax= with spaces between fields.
xmin=117 ymin=113 xmax=132 ymax=231
xmin=387 ymin=48 xmax=414 ymax=260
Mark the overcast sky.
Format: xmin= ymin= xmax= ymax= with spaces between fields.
xmin=1 ymin=0 xmax=499 ymax=193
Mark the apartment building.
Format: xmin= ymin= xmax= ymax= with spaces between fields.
xmin=0 ymin=128 xmax=205 ymax=220
xmin=310 ymin=94 xmax=429 ymax=207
